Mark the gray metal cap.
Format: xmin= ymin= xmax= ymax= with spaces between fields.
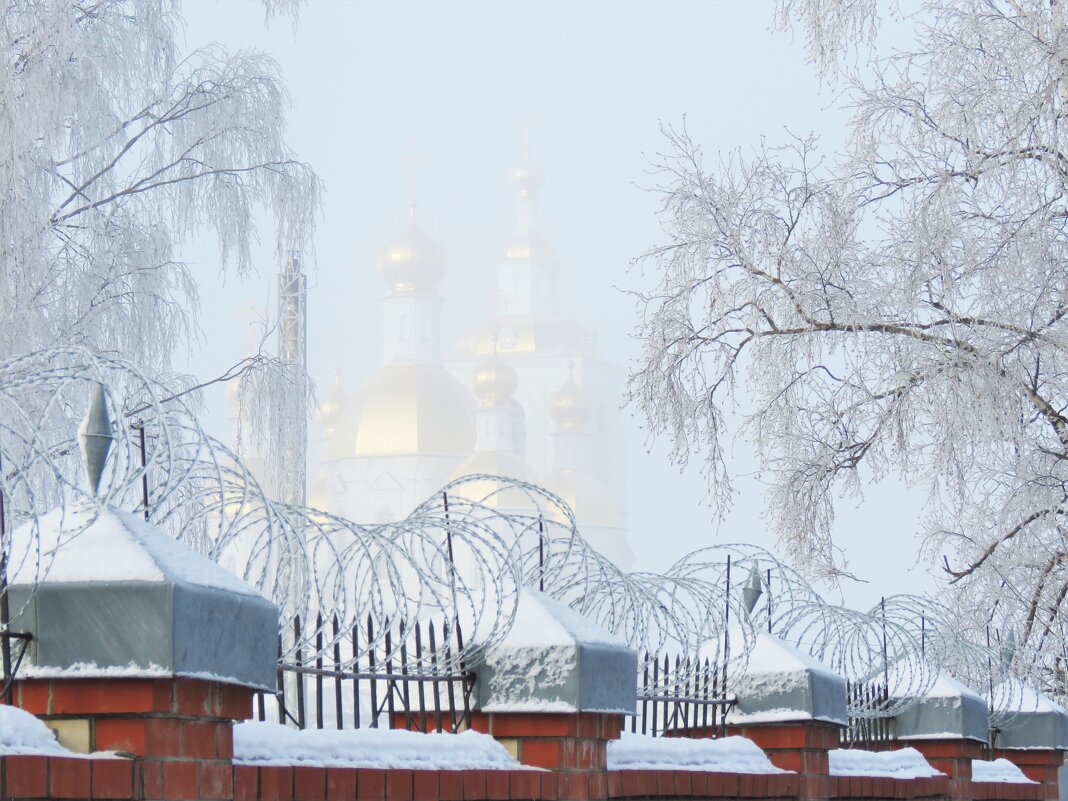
xmin=8 ymin=505 xmax=278 ymax=690
xmin=894 ymin=672 xmax=990 ymax=743
xmin=727 ymin=633 xmax=848 ymax=725
xmin=994 ymin=680 xmax=1068 ymax=750
xmin=475 ymin=588 xmax=637 ymax=713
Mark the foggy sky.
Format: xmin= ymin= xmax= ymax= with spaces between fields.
xmin=178 ymin=0 xmax=932 ymax=610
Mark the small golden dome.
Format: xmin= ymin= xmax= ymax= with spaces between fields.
xmin=319 ymin=371 xmax=346 ymax=432
xmin=472 ymin=357 xmax=518 ymax=407
xmin=511 ymin=163 xmax=541 ymax=196
xmin=380 ymin=221 xmax=445 ymax=294
xmin=351 ymin=364 xmax=475 ymax=457
xmin=549 ymin=379 xmax=591 ymax=432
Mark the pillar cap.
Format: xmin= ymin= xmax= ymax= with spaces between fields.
xmin=9 ymin=504 xmax=279 ymax=689
xmin=476 ymin=588 xmax=637 ymax=713
xmin=726 ymin=633 xmax=848 ymax=726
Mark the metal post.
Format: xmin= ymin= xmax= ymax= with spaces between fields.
xmin=881 ymin=596 xmax=889 ymax=692
xmin=138 ymin=425 xmax=149 ymax=520
xmin=723 ymin=554 xmax=731 ymax=702
xmin=0 ymin=453 xmax=11 ymax=704
xmin=538 ymin=515 xmax=545 ymax=592
xmin=766 ymin=567 xmax=772 ymax=634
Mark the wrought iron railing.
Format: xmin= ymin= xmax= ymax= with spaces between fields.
xmin=254 ymin=613 xmax=475 ymax=733
xmin=842 ymin=680 xmax=895 ymax=745
xmin=633 ymin=652 xmax=734 ymax=737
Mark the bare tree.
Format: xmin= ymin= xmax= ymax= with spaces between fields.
xmin=0 ymin=1 xmax=321 ymax=505
xmin=0 ymin=0 xmax=319 ymax=371
xmin=629 ymin=0 xmax=1068 ymax=678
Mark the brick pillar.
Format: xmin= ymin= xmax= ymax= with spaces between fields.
xmin=726 ymin=720 xmax=840 ymax=801
xmin=992 ymin=748 xmax=1065 ymax=800
xmin=468 ymin=711 xmax=624 ymax=772
xmin=899 ymin=738 xmax=983 ymax=800
xmin=13 ymin=676 xmax=250 ymax=799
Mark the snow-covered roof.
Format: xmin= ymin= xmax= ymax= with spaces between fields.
xmin=741 ymin=633 xmax=842 ymax=681
xmin=727 ymin=633 xmax=848 ymax=726
xmin=496 ymin=588 xmax=628 ymax=649
xmin=9 ymin=504 xmax=259 ymax=596
xmin=476 ymin=587 xmax=636 ymax=714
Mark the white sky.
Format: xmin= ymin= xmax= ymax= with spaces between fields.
xmin=178 ymin=0 xmax=935 ymax=611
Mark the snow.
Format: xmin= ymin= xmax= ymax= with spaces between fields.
xmin=0 ymin=704 xmax=118 ymax=759
xmin=739 ymin=634 xmax=841 ymax=681
xmin=972 ymin=759 xmax=1036 ymax=784
xmin=9 ymin=504 xmax=261 ymax=597
xmin=233 ymin=722 xmax=526 ymax=770
xmin=727 ymin=708 xmax=845 ymax=725
xmin=994 ymin=678 xmax=1067 ymax=715
xmin=606 ymin=733 xmax=787 ymax=773
xmin=725 ymin=633 xmax=847 ymax=726
xmin=829 ymin=748 xmax=943 ymax=778
xmin=887 ymin=661 xmax=983 ymax=701
xmin=0 ymin=704 xmax=69 ymax=756
xmin=14 ymin=662 xmax=251 ymax=686
xmin=499 ymin=589 xmax=628 ymax=649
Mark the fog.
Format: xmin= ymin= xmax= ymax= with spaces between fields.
xmin=178 ymin=0 xmax=933 ymax=610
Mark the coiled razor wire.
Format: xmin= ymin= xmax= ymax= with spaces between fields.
xmin=0 ymin=347 xmax=1055 ymax=718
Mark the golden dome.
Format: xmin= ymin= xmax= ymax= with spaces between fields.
xmin=472 ymin=357 xmax=518 ymax=407
xmin=549 ymin=379 xmax=590 ymax=432
xmin=453 ymin=315 xmax=595 ymax=359
xmin=350 ymin=364 xmax=475 ymax=457
xmin=545 ymin=470 xmax=625 ymax=529
xmin=448 ymin=451 xmax=538 ymax=510
xmin=380 ymin=221 xmax=445 ymax=294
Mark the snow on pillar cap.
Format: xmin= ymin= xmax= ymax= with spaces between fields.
xmin=7 ymin=504 xmax=279 ymax=689
xmin=892 ymin=670 xmax=989 ymax=743
xmin=992 ymin=679 xmax=1068 ymax=749
xmin=475 ymin=588 xmax=637 ymax=713
xmin=725 ymin=633 xmax=848 ymax=726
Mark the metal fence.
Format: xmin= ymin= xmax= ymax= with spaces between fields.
xmin=842 ymin=680 xmax=895 ymax=746
xmin=254 ymin=613 xmax=475 ymax=733
xmin=632 ymin=652 xmax=734 ymax=737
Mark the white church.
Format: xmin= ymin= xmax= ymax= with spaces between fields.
xmin=308 ymin=163 xmax=634 ymax=568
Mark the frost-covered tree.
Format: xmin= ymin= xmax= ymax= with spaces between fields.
xmin=0 ymin=0 xmax=320 ymax=501
xmin=0 ymin=0 xmax=318 ymax=372
xmin=629 ymin=0 xmax=1068 ymax=680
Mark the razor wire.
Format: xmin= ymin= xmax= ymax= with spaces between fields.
xmin=0 ymin=346 xmax=1055 ymax=719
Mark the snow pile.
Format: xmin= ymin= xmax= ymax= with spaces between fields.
xmin=607 ymin=733 xmax=787 ymax=773
xmin=828 ymin=747 xmax=942 ymax=778
xmin=233 ymin=722 xmax=524 ymax=769
xmin=9 ymin=505 xmax=259 ymax=596
xmin=972 ymin=759 xmax=1035 ymax=784
xmin=0 ymin=705 xmax=70 ymax=756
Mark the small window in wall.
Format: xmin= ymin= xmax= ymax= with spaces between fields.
xmin=399 ymin=313 xmax=411 ymax=342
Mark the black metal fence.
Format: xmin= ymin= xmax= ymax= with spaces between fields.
xmin=842 ymin=680 xmax=894 ymax=745
xmin=632 ymin=652 xmax=734 ymax=737
xmin=254 ymin=613 xmax=475 ymax=733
